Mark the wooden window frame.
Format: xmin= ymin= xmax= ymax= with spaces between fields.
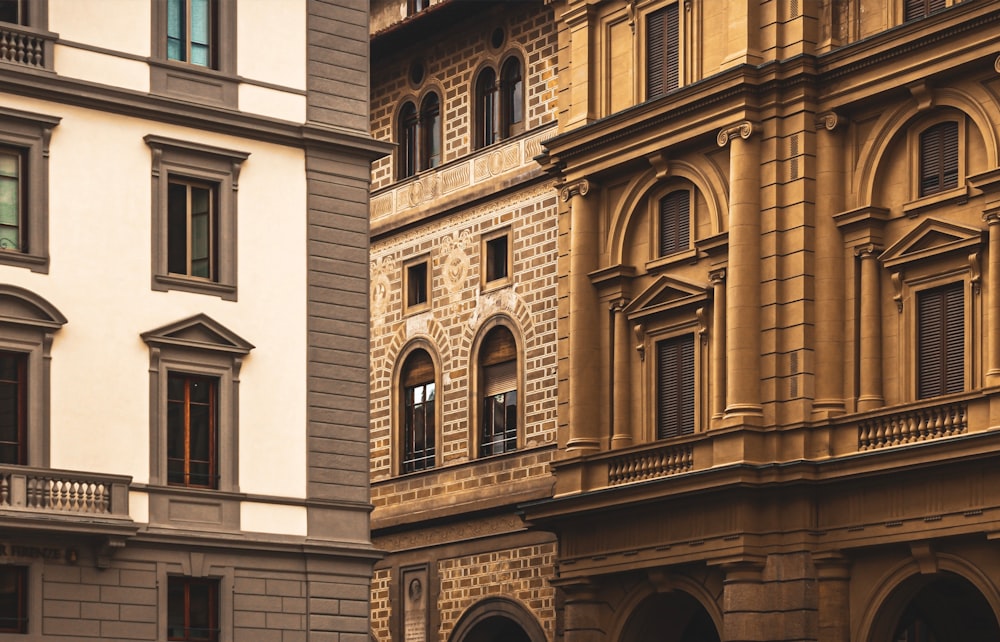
xmin=165 ymin=0 xmax=218 ymax=68
xmin=167 ymin=576 xmax=219 ymax=642
xmin=419 ymin=93 xmax=442 ymax=171
xmin=167 ymin=178 xmax=218 ymax=282
xmin=404 ymin=256 xmax=430 ymax=313
xmin=166 ymin=372 xmax=219 ymax=489
xmin=916 ymin=281 xmax=964 ymax=399
xmin=0 ymin=565 xmax=27 ymax=634
xmin=0 ymin=351 xmax=27 ymax=466
xmin=476 ymin=324 xmax=519 ymax=458
xmin=655 ymin=333 xmax=695 ymax=439
xmin=150 ymin=0 xmax=237 ymax=108
xmin=0 ymin=0 xmax=46 ymax=27
xmin=475 ymin=67 xmax=499 ymax=149
xmin=398 ymin=101 xmax=418 ymax=179
xmin=398 ymin=347 xmax=437 ymax=474
xmin=499 ymin=56 xmax=524 ymax=139
xmin=481 ymin=227 xmax=512 ymax=290
xmin=145 ymin=135 xmax=248 ymax=301
xmin=0 ymin=107 xmax=59 ymax=273
xmin=903 ymin=115 xmax=965 ymax=217
xmin=644 ymin=2 xmax=680 ymax=101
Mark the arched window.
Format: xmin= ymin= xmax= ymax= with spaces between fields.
xmin=398 ymin=101 xmax=418 ymax=179
xmin=401 ymin=349 xmax=435 ymax=472
xmin=420 ymin=93 xmax=441 ymax=170
xmin=475 ymin=68 xmax=498 ymax=149
xmin=658 ymin=190 xmax=690 ymax=256
xmin=499 ymin=57 xmax=523 ymax=139
xmin=479 ymin=326 xmax=517 ymax=456
xmin=918 ymin=121 xmax=958 ymax=197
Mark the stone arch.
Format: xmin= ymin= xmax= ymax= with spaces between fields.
xmin=448 ymin=597 xmax=547 ymax=642
xmin=374 ymin=315 xmax=452 ymax=390
xmin=607 ymin=159 xmax=727 ymax=266
xmin=853 ymin=86 xmax=1000 ymax=208
xmin=460 ymin=288 xmax=535 ymax=363
xmin=856 ymin=554 xmax=1000 ymax=642
xmin=610 ymin=575 xmax=723 ymax=642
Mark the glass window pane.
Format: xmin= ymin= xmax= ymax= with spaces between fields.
xmin=190 ymin=0 xmax=210 ymax=46
xmin=167 ymin=0 xmax=185 ymax=61
xmin=0 ymin=176 xmax=19 ymax=227
xmin=167 ymin=579 xmax=186 ymax=637
xmin=167 ymin=182 xmax=188 ymax=274
xmin=190 ymin=43 xmax=209 ymax=67
xmin=167 ymin=400 xmax=185 ymax=460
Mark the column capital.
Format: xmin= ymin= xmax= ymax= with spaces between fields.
xmin=815 ymin=111 xmax=841 ymax=131
xmin=984 ymin=210 xmax=1000 ymax=225
xmin=995 ymin=53 xmax=1000 ymax=75
xmin=717 ymin=120 xmax=756 ymax=147
xmin=560 ymin=178 xmax=592 ymax=201
xmin=709 ymin=268 xmax=727 ymax=285
xmin=854 ymin=243 xmax=882 ymax=259
xmin=609 ymin=297 xmax=630 ymax=313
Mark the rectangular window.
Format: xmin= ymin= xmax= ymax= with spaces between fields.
xmin=0 ymin=566 xmax=26 ymax=634
xmin=659 ymin=190 xmax=690 ymax=256
xmin=167 ymin=373 xmax=218 ymax=489
xmin=485 ymin=234 xmax=509 ymax=283
xmin=919 ymin=121 xmax=959 ymax=197
xmin=917 ymin=282 xmax=964 ymax=399
xmin=904 ymin=0 xmax=946 ymax=21
xmin=0 ymin=1 xmax=25 ymax=25
xmin=646 ymin=3 xmax=679 ymax=100
xmin=0 ymin=148 xmax=23 ymax=253
xmin=406 ymin=261 xmax=429 ymax=309
xmin=167 ymin=179 xmax=217 ymax=280
xmin=0 ymin=351 xmax=26 ymax=466
xmin=168 ymin=576 xmax=218 ymax=642
xmin=656 ymin=334 xmax=694 ymax=439
xmin=167 ymin=0 xmax=215 ymax=68
xmin=481 ymin=362 xmax=517 ymax=456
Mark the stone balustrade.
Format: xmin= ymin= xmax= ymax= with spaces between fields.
xmin=0 ymin=23 xmax=53 ymax=69
xmin=0 ymin=466 xmax=130 ymax=517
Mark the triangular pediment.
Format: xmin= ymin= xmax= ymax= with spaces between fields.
xmin=141 ymin=314 xmax=253 ymax=355
xmin=880 ymin=218 xmax=983 ymax=269
xmin=624 ymin=275 xmax=708 ymax=318
xmin=0 ymin=284 xmax=66 ymax=330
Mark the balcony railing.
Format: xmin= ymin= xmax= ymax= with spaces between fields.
xmin=0 ymin=466 xmax=130 ymax=518
xmin=0 ymin=23 xmax=54 ymax=70
xmin=553 ymin=393 xmax=991 ymax=496
xmin=858 ymin=401 xmax=967 ymax=450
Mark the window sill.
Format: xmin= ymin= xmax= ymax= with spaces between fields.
xmin=152 ymin=274 xmax=237 ymax=301
xmin=149 ymin=59 xmax=238 ymax=108
xmin=481 ymin=278 xmax=511 ymax=294
xmin=902 ymin=185 xmax=968 ymax=218
xmin=0 ymin=250 xmax=47 ymax=273
xmin=645 ymin=248 xmax=698 ymax=273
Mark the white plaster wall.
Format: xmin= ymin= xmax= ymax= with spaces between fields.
xmin=237 ymin=0 xmax=307 ymax=91
xmin=240 ymin=502 xmax=308 ymax=536
xmin=53 ymin=45 xmax=150 ymax=93
xmin=49 ymin=0 xmax=151 ymax=57
xmin=239 ymin=84 xmax=307 ymax=123
xmin=0 ymin=95 xmax=309 ymax=503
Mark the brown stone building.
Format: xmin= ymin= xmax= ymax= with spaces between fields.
xmin=371 ymin=1 xmax=1000 ymax=641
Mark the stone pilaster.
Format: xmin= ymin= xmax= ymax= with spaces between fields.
xmin=563 ymin=179 xmax=601 ymax=451
xmin=718 ymin=121 xmax=763 ymax=424
xmin=710 ymin=269 xmax=727 ymax=420
xmin=720 ymin=559 xmax=766 ymax=642
xmin=857 ymin=244 xmax=884 ymax=411
xmin=984 ymin=210 xmax=1000 ymax=385
xmin=561 ymin=582 xmax=605 ymax=642
xmin=812 ymin=112 xmax=846 ymax=418
xmin=611 ymin=299 xmax=632 ymax=449
xmin=814 ymin=553 xmax=851 ymax=642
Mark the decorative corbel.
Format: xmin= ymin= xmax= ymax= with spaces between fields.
xmin=908 ymin=80 xmax=934 ymax=112
xmin=95 ymin=536 xmax=127 ymax=569
xmin=909 ymin=541 xmax=938 ymax=575
xmin=970 ymin=251 xmax=981 ymax=295
xmin=626 ymin=0 xmax=636 ymax=33
xmin=633 ymin=323 xmax=646 ymax=362
xmin=891 ymin=271 xmax=903 ymax=313
xmin=696 ymin=307 xmax=707 ymax=343
xmin=647 ymin=151 xmax=670 ymax=180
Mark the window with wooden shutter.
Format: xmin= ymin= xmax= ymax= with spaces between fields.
xmin=659 ymin=190 xmax=690 ymax=256
xmin=917 ymin=282 xmax=963 ymax=399
xmin=656 ymin=334 xmax=694 ymax=439
xmin=480 ymin=326 xmax=517 ymax=456
xmin=918 ymin=121 xmax=958 ymax=197
xmin=904 ymin=0 xmax=946 ymax=22
xmin=646 ymin=3 xmax=679 ymax=100
xmin=401 ymin=349 xmax=436 ymax=473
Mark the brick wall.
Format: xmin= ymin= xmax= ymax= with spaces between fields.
xmin=370 ymin=3 xmax=558 ymax=190
xmin=369 ymin=184 xmax=559 ymax=483
xmin=437 ymin=543 xmax=558 ymax=641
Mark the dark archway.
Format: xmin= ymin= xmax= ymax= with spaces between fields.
xmin=887 ymin=574 xmax=1000 ymax=642
xmin=449 ymin=598 xmax=546 ymax=642
xmin=620 ymin=592 xmax=720 ymax=642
